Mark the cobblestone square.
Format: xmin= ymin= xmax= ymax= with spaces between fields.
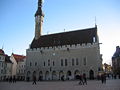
xmin=0 ymin=79 xmax=120 ymax=90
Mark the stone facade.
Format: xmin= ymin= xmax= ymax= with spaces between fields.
xmin=26 ymin=43 xmax=102 ymax=80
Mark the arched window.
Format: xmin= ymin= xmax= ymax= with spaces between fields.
xmin=76 ymin=58 xmax=79 ymax=65
xmin=61 ymin=59 xmax=63 ymax=66
xmin=35 ymin=62 xmax=37 ymax=66
xmin=30 ymin=62 xmax=32 ymax=66
xmin=53 ymin=61 xmax=55 ymax=66
xmin=48 ymin=59 xmax=50 ymax=66
xmin=72 ymin=58 xmax=74 ymax=66
xmin=65 ymin=59 xmax=67 ymax=66
xmin=44 ymin=61 xmax=45 ymax=66
xmin=83 ymin=57 xmax=87 ymax=66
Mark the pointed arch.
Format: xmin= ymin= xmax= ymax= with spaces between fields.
xmin=89 ymin=70 xmax=94 ymax=80
xmin=45 ymin=71 xmax=50 ymax=80
xmin=52 ymin=71 xmax=57 ymax=80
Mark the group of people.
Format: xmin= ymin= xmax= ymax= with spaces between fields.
xmin=101 ymin=73 xmax=106 ymax=84
xmin=9 ymin=76 xmax=16 ymax=83
xmin=78 ymin=74 xmax=87 ymax=85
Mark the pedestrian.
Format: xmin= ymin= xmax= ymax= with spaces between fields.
xmin=32 ymin=75 xmax=37 ymax=85
xmin=101 ymin=73 xmax=106 ymax=84
xmin=78 ymin=74 xmax=84 ymax=85
xmin=83 ymin=73 xmax=87 ymax=85
xmin=61 ymin=75 xmax=64 ymax=81
xmin=9 ymin=76 xmax=12 ymax=83
xmin=103 ymin=73 xmax=106 ymax=84
xmin=101 ymin=74 xmax=104 ymax=84
xmin=13 ymin=76 xmax=16 ymax=83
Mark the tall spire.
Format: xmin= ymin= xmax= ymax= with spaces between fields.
xmin=34 ymin=0 xmax=44 ymax=40
xmin=35 ymin=0 xmax=44 ymax=17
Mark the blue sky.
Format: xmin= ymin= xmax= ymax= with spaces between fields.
xmin=0 ymin=0 xmax=120 ymax=64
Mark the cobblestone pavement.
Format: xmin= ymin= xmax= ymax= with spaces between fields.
xmin=0 ymin=79 xmax=120 ymax=90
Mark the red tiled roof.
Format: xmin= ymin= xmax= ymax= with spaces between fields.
xmin=12 ymin=53 xmax=26 ymax=62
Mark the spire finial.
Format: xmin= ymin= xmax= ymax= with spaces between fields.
xmin=95 ymin=16 xmax=97 ymax=27
xmin=2 ymin=44 xmax=4 ymax=50
xmin=38 ymin=0 xmax=42 ymax=8
xmin=35 ymin=0 xmax=44 ymax=17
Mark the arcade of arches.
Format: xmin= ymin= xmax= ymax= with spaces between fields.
xmin=26 ymin=69 xmax=95 ymax=81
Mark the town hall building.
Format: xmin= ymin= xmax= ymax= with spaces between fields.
xmin=26 ymin=0 xmax=102 ymax=81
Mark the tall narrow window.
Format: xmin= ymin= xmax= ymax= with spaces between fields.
xmin=65 ymin=59 xmax=67 ymax=66
xmin=30 ymin=62 xmax=32 ymax=66
xmin=93 ymin=37 xmax=96 ymax=42
xmin=48 ymin=59 xmax=50 ymax=66
xmin=44 ymin=61 xmax=45 ymax=66
xmin=53 ymin=61 xmax=55 ymax=66
xmin=35 ymin=62 xmax=37 ymax=66
xmin=76 ymin=58 xmax=79 ymax=65
xmin=83 ymin=57 xmax=87 ymax=66
xmin=61 ymin=59 xmax=63 ymax=66
xmin=72 ymin=58 xmax=74 ymax=66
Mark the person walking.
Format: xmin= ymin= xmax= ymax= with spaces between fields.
xmin=101 ymin=74 xmax=104 ymax=84
xmin=32 ymin=75 xmax=37 ymax=85
xmin=13 ymin=76 xmax=16 ymax=83
xmin=101 ymin=73 xmax=106 ymax=84
xmin=103 ymin=73 xmax=106 ymax=84
xmin=9 ymin=76 xmax=12 ymax=83
xmin=83 ymin=73 xmax=87 ymax=85
xmin=61 ymin=75 xmax=65 ymax=81
xmin=79 ymin=74 xmax=84 ymax=85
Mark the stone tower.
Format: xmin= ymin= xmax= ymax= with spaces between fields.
xmin=35 ymin=0 xmax=44 ymax=40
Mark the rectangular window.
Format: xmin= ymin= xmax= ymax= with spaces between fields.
xmin=61 ymin=59 xmax=63 ymax=66
xmin=65 ymin=59 xmax=67 ymax=66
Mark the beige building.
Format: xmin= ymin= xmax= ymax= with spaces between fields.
xmin=10 ymin=53 xmax=26 ymax=80
xmin=26 ymin=0 xmax=102 ymax=81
